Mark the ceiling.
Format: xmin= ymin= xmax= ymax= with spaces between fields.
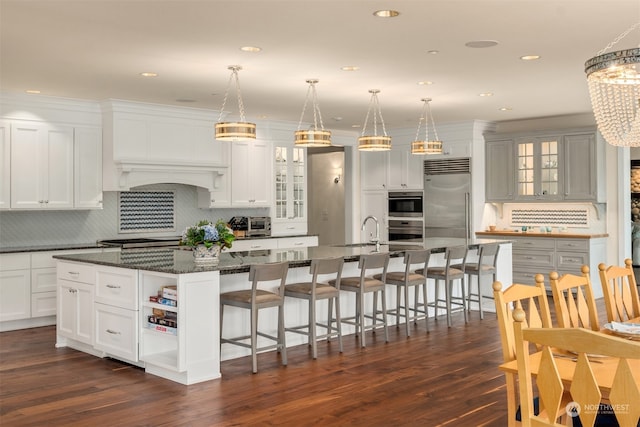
xmin=1 ymin=0 xmax=639 ymax=133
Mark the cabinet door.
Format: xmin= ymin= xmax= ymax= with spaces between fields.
xmin=11 ymin=122 xmax=73 ymax=209
xmin=360 ymin=152 xmax=387 ymax=190
xmin=95 ymin=303 xmax=138 ymax=361
xmin=231 ymin=140 xmax=272 ymax=207
xmin=0 ymin=269 xmax=31 ymax=321
xmin=563 ymin=133 xmax=596 ymax=201
xmin=485 ymin=139 xmax=515 ymax=201
xmin=0 ymin=121 xmax=9 ymax=210
xmin=74 ymin=126 xmax=103 ymax=209
xmin=361 ymin=191 xmax=388 ymax=243
xmin=515 ymin=136 xmax=560 ymax=201
xmin=58 ymin=279 xmax=77 ymax=338
xmin=274 ymin=146 xmax=307 ymax=222
xmin=387 ymin=149 xmax=423 ymax=190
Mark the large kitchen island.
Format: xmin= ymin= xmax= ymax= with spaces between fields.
xmin=54 ymin=238 xmax=512 ymax=384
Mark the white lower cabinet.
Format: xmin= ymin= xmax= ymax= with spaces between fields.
xmin=0 ymin=253 xmax=31 ymax=322
xmin=95 ymin=303 xmax=138 ymax=362
xmin=58 ymin=279 xmax=94 ymax=345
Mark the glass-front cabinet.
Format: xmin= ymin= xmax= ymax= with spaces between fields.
xmin=273 ymin=146 xmax=307 ymax=235
xmin=515 ymin=136 xmax=561 ymax=201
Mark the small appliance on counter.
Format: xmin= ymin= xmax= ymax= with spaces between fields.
xmin=229 ymin=216 xmax=271 ymax=238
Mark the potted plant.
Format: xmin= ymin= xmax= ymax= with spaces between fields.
xmin=180 ymin=219 xmax=235 ymax=263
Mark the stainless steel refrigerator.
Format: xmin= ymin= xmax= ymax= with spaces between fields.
xmin=423 ymin=158 xmax=471 ymax=239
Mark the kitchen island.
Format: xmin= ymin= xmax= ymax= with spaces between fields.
xmin=54 ymin=238 xmax=512 ymax=384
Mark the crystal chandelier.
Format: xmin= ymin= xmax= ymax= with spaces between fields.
xmin=411 ymin=98 xmax=443 ymax=155
xmin=585 ymin=23 xmax=640 ymax=147
xmin=358 ymin=89 xmax=391 ymax=151
xmin=215 ymin=65 xmax=256 ymax=141
xmin=294 ymin=79 xmax=331 ymax=147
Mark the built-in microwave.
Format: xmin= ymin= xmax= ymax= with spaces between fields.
xmin=388 ymin=191 xmax=423 ymax=218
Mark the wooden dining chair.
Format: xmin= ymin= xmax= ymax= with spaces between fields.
xmin=493 ymin=275 xmax=554 ymax=427
xmin=598 ymin=258 xmax=640 ymax=323
xmin=549 ymin=266 xmax=600 ymax=331
xmin=513 ymin=308 xmax=640 ymax=427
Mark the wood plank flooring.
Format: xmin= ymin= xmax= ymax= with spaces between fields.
xmin=1 ymin=301 xmax=582 ymax=427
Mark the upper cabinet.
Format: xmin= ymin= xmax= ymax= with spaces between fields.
xmin=11 ymin=121 xmax=74 ymax=209
xmin=0 ymin=121 xmax=9 ymax=210
xmin=74 ymin=126 xmax=103 ymax=209
xmin=360 ymin=151 xmax=388 ymax=190
xmin=273 ymin=145 xmax=307 ymax=229
xmin=485 ymin=128 xmax=605 ymax=203
xmin=231 ymin=139 xmax=272 ymax=207
xmin=387 ymin=146 xmax=424 ymax=190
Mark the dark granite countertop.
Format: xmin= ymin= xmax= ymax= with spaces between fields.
xmin=52 ymin=238 xmax=509 ymax=275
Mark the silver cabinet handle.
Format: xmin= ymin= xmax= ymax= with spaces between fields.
xmin=68 ymin=288 xmax=77 ymax=293
xmin=250 ymin=245 xmax=262 ymax=249
xmin=294 ymin=242 xmax=304 ymax=246
xmin=106 ymin=329 xmax=121 ymax=335
xmin=106 ymin=284 xmax=121 ymax=289
xmin=68 ymin=271 xmax=79 ymax=276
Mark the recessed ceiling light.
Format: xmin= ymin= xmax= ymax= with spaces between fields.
xmin=499 ymin=107 xmax=512 ymax=111
xmin=465 ymin=40 xmax=499 ymax=48
xmin=479 ymin=92 xmax=493 ymax=97
xmin=351 ymin=124 xmax=361 ymax=128
xmin=140 ymin=72 xmax=158 ymax=77
xmin=520 ymin=55 xmax=541 ymax=61
xmin=25 ymin=89 xmax=41 ymax=94
xmin=373 ymin=10 xmax=400 ymax=18
xmin=240 ymin=46 xmax=261 ymax=53
xmin=332 ymin=117 xmax=343 ymax=122
xmin=341 ymin=66 xmax=360 ymax=71
xmin=417 ymin=81 xmax=433 ymax=86
xmin=427 ymin=50 xmax=439 ymax=55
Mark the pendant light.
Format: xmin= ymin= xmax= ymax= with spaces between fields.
xmin=411 ymin=98 xmax=443 ymax=155
xmin=215 ymin=65 xmax=256 ymax=141
xmin=294 ymin=79 xmax=331 ymax=147
xmin=358 ymin=89 xmax=391 ymax=151
xmin=585 ymin=22 xmax=640 ymax=147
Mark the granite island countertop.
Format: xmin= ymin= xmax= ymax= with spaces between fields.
xmin=475 ymin=231 xmax=608 ymax=239
xmin=53 ymin=237 xmax=510 ymax=275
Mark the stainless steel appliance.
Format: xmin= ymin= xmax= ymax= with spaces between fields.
xmin=97 ymin=236 xmax=182 ymax=248
xmin=424 ymin=158 xmax=471 ymax=239
xmin=388 ymin=219 xmax=424 ymax=244
xmin=388 ymin=191 xmax=423 ymax=218
xmin=229 ymin=216 xmax=271 ymax=237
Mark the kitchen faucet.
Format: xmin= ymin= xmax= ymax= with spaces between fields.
xmin=361 ymin=215 xmax=380 ymax=252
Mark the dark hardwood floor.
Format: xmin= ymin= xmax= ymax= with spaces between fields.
xmin=3 ymin=298 xmax=604 ymax=427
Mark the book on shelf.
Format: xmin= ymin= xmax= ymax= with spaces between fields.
xmin=162 ymin=285 xmax=177 ymax=300
xmin=149 ymin=295 xmax=177 ymax=307
xmin=148 ymin=314 xmax=177 ymax=328
xmin=146 ymin=322 xmax=177 ymax=335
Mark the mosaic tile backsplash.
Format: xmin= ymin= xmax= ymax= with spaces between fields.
xmin=0 ymin=184 xmax=266 ymax=247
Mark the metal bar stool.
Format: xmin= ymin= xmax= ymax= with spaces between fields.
xmin=220 ymin=261 xmax=289 ymax=373
xmin=420 ymin=245 xmax=468 ymax=327
xmin=330 ymin=252 xmax=390 ymax=347
xmin=374 ymin=249 xmax=431 ymax=336
xmin=284 ymin=257 xmax=344 ymax=359
xmin=453 ymin=243 xmax=499 ymax=320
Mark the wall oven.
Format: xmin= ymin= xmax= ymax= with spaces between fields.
xmin=388 ymin=191 xmax=423 ymax=218
xmin=387 ymin=219 xmax=424 ymax=244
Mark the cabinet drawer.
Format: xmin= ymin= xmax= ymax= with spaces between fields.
xmin=512 ymin=268 xmax=552 ymax=287
xmin=32 ymin=267 xmax=57 ymax=293
xmin=556 ymin=252 xmax=589 ymax=270
xmin=512 ymin=238 xmax=555 ymax=251
xmin=277 ymin=236 xmax=318 ymax=249
xmin=513 ymin=250 xmax=554 ymax=268
xmin=95 ymin=303 xmax=138 ymax=362
xmin=271 ymin=221 xmax=308 ymax=236
xmin=231 ymin=239 xmax=279 ymax=252
xmin=0 ymin=253 xmax=30 ymax=271
xmin=555 ymin=239 xmax=588 ymax=252
xmin=95 ymin=267 xmax=137 ymax=309
xmin=57 ymin=261 xmax=95 ymax=284
xmin=31 ymin=291 xmax=56 ymax=317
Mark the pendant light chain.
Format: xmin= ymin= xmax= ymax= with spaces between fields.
xmin=426 ymin=100 xmax=440 ymax=142
xmin=217 ymin=66 xmax=247 ymax=122
xmin=596 ymin=22 xmax=640 ymax=55
xmin=297 ymin=80 xmax=325 ymax=131
xmin=361 ymin=90 xmax=388 ymax=137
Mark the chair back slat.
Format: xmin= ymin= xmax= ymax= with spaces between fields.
xmin=598 ymin=259 xmax=640 ymax=323
xmin=513 ymin=309 xmax=640 ymax=427
xmin=477 ymin=243 xmax=500 ymax=269
xmin=249 ymin=261 xmax=289 ymax=297
xmin=310 ymin=257 xmax=344 ymax=290
xmin=358 ymin=252 xmax=390 ymax=282
xmin=549 ymin=266 xmax=599 ymax=331
xmin=403 ymin=249 xmax=431 ymax=276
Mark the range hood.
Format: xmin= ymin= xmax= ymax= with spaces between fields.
xmin=101 ymin=100 xmax=230 ymax=191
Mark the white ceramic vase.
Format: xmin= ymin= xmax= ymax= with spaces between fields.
xmin=193 ymin=244 xmax=222 ymax=264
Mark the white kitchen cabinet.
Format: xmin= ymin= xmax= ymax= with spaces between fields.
xmin=31 ymin=264 xmax=57 ymax=318
xmin=277 ymin=235 xmax=318 ymax=249
xmin=387 ymin=147 xmax=423 ymax=190
xmin=361 ymin=191 xmax=388 ymax=243
xmin=273 ymin=145 xmax=307 ymax=233
xmin=485 ymin=139 xmax=515 ymax=202
xmin=0 ymin=121 xmax=9 ymax=210
xmin=10 ymin=121 xmax=74 ymax=209
xmin=74 ymin=126 xmax=103 ymax=209
xmin=231 ymin=139 xmax=272 ymax=207
xmin=94 ymin=265 xmax=139 ymax=362
xmin=360 ymin=152 xmax=388 ymax=190
xmin=57 ymin=260 xmax=96 ymax=346
xmin=229 ymin=238 xmax=279 ymax=252
xmin=196 ymin=167 xmax=232 ymax=208
xmin=0 ymin=253 xmax=31 ymax=322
